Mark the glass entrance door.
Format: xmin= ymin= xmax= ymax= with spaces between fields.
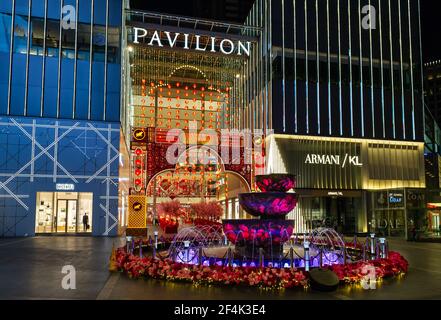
xmin=56 ymin=200 xmax=67 ymax=233
xmin=56 ymin=200 xmax=78 ymax=233
xmin=67 ymin=200 xmax=78 ymax=232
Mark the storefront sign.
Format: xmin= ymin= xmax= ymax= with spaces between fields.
xmin=328 ymin=191 xmax=344 ymax=197
xmin=132 ymin=28 xmax=251 ymax=57
xmin=56 ymin=183 xmax=75 ymax=191
xmin=305 ymin=154 xmax=363 ymax=168
xmin=388 ymin=193 xmax=404 ymax=205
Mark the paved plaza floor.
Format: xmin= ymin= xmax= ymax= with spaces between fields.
xmin=0 ymin=236 xmax=440 ymax=300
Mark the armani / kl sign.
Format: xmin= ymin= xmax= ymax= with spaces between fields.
xmin=305 ymin=154 xmax=363 ymax=168
xmin=132 ymin=28 xmax=251 ymax=57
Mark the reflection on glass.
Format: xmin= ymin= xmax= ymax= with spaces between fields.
xmin=35 ymin=192 xmax=54 ymax=233
xmin=66 ymin=200 xmax=77 ymax=232
xmin=13 ymin=15 xmax=28 ymax=54
xmin=45 ymin=19 xmax=59 ymax=57
xmin=79 ymin=193 xmax=93 ymax=233
xmin=56 ymin=200 xmax=67 ymax=232
xmin=93 ymin=25 xmax=105 ymax=62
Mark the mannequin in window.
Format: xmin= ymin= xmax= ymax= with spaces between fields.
xmin=82 ymin=213 xmax=89 ymax=232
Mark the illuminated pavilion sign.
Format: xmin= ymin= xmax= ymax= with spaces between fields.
xmin=132 ymin=27 xmax=251 ymax=57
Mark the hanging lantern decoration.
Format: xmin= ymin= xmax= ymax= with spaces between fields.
xmin=133 ymin=147 xmax=144 ymax=193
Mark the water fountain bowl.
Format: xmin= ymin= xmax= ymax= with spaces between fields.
xmin=255 ymin=174 xmax=296 ymax=192
xmin=222 ymin=219 xmax=295 ymax=248
xmin=238 ymin=192 xmax=297 ymax=218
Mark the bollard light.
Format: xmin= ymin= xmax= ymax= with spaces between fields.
xmin=379 ymin=238 xmax=386 ymax=259
xmin=126 ymin=236 xmax=132 ymax=253
xmin=154 ymin=231 xmax=159 ymax=249
xmin=289 ymin=247 xmax=294 ymax=269
xmin=304 ymin=241 xmax=310 ymax=272
xmin=370 ymin=233 xmax=376 ymax=257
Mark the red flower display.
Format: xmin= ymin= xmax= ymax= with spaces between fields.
xmin=114 ymin=248 xmax=408 ymax=290
xmin=115 ymin=248 xmax=308 ymax=290
xmin=223 ymin=221 xmax=294 ymax=247
xmin=190 ymin=201 xmax=223 ymax=222
xmin=327 ymin=251 xmax=408 ymax=284
xmin=255 ymin=174 xmax=296 ymax=192
xmin=238 ymin=193 xmax=297 ymax=218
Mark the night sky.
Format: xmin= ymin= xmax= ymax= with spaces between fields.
xmin=421 ymin=1 xmax=441 ymax=63
xmin=131 ymin=0 xmax=441 ymax=63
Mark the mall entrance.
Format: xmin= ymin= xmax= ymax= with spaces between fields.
xmin=35 ymin=192 xmax=93 ymax=234
xmin=294 ymin=190 xmax=365 ymax=235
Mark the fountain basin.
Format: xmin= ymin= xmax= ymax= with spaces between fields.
xmin=222 ymin=219 xmax=294 ymax=247
xmin=239 ymin=192 xmax=297 ymax=218
xmin=255 ymin=174 xmax=296 ymax=192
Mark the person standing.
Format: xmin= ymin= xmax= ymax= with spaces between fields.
xmin=82 ymin=213 xmax=89 ymax=232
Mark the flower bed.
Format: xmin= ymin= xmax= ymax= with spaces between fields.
xmin=114 ymin=248 xmax=408 ymax=291
xmin=115 ymin=248 xmax=308 ymax=290
xmin=327 ymin=251 xmax=408 ymax=284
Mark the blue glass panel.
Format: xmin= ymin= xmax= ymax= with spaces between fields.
xmin=43 ymin=56 xmax=58 ymax=117
xmin=0 ymin=52 xmax=10 ymax=115
xmin=31 ymin=0 xmax=45 ymax=18
xmin=27 ymin=55 xmax=43 ymax=116
xmin=0 ymin=13 xmax=12 ymax=53
xmin=63 ymin=0 xmax=77 ymax=7
xmin=109 ymin=0 xmax=121 ymax=27
xmin=106 ymin=62 xmax=120 ymax=122
xmin=0 ymin=13 xmax=11 ymax=115
xmin=77 ymin=22 xmax=90 ymax=60
xmin=0 ymin=1 xmax=12 ymax=13
xmin=10 ymin=53 xmax=26 ymax=115
xmin=78 ymin=0 xmax=91 ymax=24
xmin=107 ymin=26 xmax=119 ymax=63
xmin=75 ymin=59 xmax=89 ymax=119
xmin=45 ymin=19 xmax=59 ymax=57
xmin=15 ymin=0 xmax=29 ymax=16
xmin=47 ymin=0 xmax=61 ymax=19
xmin=91 ymin=60 xmax=104 ymax=120
xmin=93 ymin=0 xmax=106 ymax=25
xmin=59 ymin=58 xmax=74 ymax=118
xmin=92 ymin=25 xmax=105 ymax=61
xmin=13 ymin=14 xmax=28 ymax=54
xmin=30 ymin=17 xmax=44 ymax=55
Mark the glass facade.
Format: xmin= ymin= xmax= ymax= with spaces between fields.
xmin=245 ymin=0 xmax=424 ymax=141
xmin=0 ymin=0 xmax=122 ymax=121
xmin=0 ymin=1 xmax=123 ymax=237
xmin=35 ymin=191 xmax=93 ymax=234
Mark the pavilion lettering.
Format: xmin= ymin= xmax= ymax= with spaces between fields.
xmin=132 ymin=27 xmax=251 ymax=56
xmin=305 ymin=154 xmax=363 ymax=168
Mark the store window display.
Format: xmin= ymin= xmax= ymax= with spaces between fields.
xmin=35 ymin=192 xmax=93 ymax=234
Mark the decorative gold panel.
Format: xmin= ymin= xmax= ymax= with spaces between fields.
xmin=128 ymin=195 xmax=147 ymax=229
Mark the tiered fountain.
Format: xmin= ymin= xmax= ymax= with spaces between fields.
xmin=222 ymin=174 xmax=297 ymax=260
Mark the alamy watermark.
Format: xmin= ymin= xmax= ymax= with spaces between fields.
xmin=61 ymin=5 xmax=76 ymax=30
xmin=61 ymin=265 xmax=76 ymax=290
xmin=164 ymin=121 xmax=268 ymax=170
xmin=360 ymin=265 xmax=377 ymax=290
xmin=362 ymin=5 xmax=377 ymax=30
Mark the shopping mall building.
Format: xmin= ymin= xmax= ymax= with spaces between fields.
xmin=0 ymin=0 xmax=427 ymax=240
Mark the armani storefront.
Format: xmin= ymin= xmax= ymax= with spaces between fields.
xmin=266 ymin=135 xmax=426 ymax=239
